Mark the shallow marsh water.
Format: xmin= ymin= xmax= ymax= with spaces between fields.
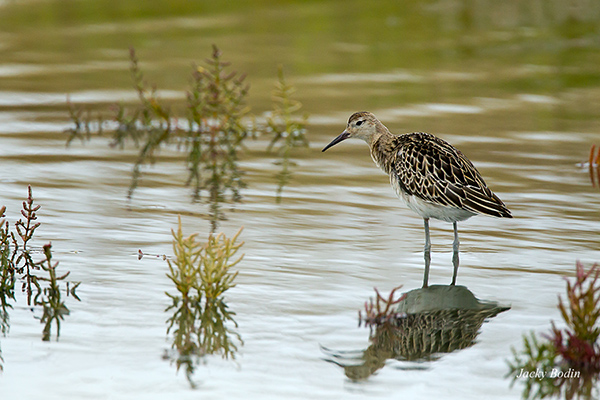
xmin=1 ymin=1 xmax=600 ymax=399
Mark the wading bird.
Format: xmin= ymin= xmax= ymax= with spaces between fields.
xmin=322 ymin=112 xmax=512 ymax=287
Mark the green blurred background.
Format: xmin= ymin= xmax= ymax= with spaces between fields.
xmin=2 ymin=0 xmax=599 ymax=125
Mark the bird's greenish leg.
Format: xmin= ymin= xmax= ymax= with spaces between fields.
xmin=451 ymin=221 xmax=459 ymax=285
xmin=423 ymin=218 xmax=431 ymax=288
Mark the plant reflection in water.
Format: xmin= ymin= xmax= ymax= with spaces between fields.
xmin=66 ymin=46 xmax=309 ymax=231
xmin=66 ymin=46 xmax=251 ymax=232
xmin=163 ymin=216 xmax=243 ymax=388
xmin=508 ymin=262 xmax=600 ymax=400
xmin=265 ymin=66 xmax=309 ymax=203
xmin=585 ymin=145 xmax=600 ymax=192
xmin=0 ymin=187 xmax=80 ymax=371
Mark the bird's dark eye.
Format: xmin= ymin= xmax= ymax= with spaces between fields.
xmin=356 ymin=120 xmax=364 ymax=126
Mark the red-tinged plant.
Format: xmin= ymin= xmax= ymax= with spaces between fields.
xmin=358 ymin=285 xmax=406 ymax=330
xmin=508 ymin=261 xmax=600 ymax=400
xmin=0 ymin=186 xmax=80 ymax=347
xmin=587 ymin=145 xmax=600 ymax=189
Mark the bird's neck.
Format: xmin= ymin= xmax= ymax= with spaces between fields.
xmin=368 ymin=128 xmax=397 ymax=175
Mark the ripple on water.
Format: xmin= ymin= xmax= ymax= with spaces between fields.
xmin=1 ymin=4 xmax=600 ymax=397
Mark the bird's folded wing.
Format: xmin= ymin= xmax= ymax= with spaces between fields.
xmin=394 ymin=134 xmax=511 ymax=217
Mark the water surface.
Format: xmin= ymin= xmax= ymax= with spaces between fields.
xmin=1 ymin=1 xmax=600 ymax=399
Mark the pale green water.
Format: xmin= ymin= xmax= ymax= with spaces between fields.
xmin=1 ymin=1 xmax=600 ymax=399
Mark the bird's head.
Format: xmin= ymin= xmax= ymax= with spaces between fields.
xmin=322 ymin=111 xmax=381 ymax=152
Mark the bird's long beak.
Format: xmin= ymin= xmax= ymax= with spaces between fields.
xmin=322 ymin=131 xmax=350 ymax=152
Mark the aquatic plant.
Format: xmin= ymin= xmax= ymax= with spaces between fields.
xmin=265 ymin=66 xmax=309 ymax=203
xmin=0 ymin=205 xmax=8 ymax=371
xmin=66 ymin=46 xmax=251 ymax=232
xmin=0 ymin=186 xmax=44 ymax=325
xmin=184 ymin=46 xmax=250 ymax=229
xmin=507 ymin=261 xmax=600 ymax=400
xmin=358 ymin=285 xmax=406 ymax=331
xmin=0 ymin=205 xmax=14 ymax=339
xmin=587 ymin=145 xmax=600 ymax=190
xmin=65 ymin=46 xmax=310 ymax=231
xmin=589 ymin=145 xmax=600 ymax=168
xmin=65 ymin=96 xmax=104 ymax=146
xmin=35 ymin=243 xmax=79 ymax=342
xmin=164 ymin=216 xmax=243 ymax=388
xmin=0 ymin=186 xmax=80 ymax=347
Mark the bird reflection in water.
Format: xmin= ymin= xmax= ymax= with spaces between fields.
xmin=324 ymin=285 xmax=509 ymax=381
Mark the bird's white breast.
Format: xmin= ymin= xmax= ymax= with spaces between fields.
xmin=389 ymin=174 xmax=475 ymax=222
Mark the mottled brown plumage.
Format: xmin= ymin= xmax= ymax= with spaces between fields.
xmin=373 ymin=129 xmax=511 ymax=220
xmin=322 ymin=111 xmax=512 ymax=287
